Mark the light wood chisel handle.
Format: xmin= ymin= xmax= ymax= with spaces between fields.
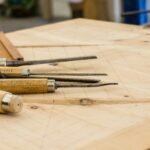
xmin=0 ymin=90 xmax=23 ymax=113
xmin=0 ymin=79 xmax=56 ymax=94
xmin=0 ymin=67 xmax=29 ymax=76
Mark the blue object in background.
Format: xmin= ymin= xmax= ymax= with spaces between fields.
xmin=122 ymin=0 xmax=148 ymax=25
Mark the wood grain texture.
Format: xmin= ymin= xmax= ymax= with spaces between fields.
xmin=0 ymin=103 xmax=150 ymax=150
xmin=83 ymin=119 xmax=150 ymax=150
xmin=1 ymin=19 xmax=149 ymax=149
xmin=7 ymin=19 xmax=143 ymax=47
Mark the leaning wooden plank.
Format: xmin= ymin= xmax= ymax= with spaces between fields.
xmin=0 ymin=32 xmax=23 ymax=60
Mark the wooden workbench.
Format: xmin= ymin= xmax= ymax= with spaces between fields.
xmin=1 ymin=19 xmax=149 ymax=149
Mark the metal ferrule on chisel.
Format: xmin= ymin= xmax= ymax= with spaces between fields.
xmin=0 ymin=58 xmax=7 ymax=66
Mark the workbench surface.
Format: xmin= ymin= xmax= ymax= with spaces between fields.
xmin=1 ymin=19 xmax=149 ymax=150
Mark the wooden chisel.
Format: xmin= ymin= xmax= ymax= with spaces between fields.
xmin=0 ymin=67 xmax=106 ymax=77
xmin=0 ymin=67 xmax=104 ymax=83
xmin=0 ymin=56 xmax=97 ymax=66
xmin=0 ymin=79 xmax=118 ymax=94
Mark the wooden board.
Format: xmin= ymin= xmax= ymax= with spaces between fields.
xmin=14 ymin=45 xmax=150 ymax=105
xmin=7 ymin=19 xmax=143 ymax=47
xmin=0 ymin=32 xmax=23 ymax=60
xmin=1 ymin=103 xmax=150 ymax=150
xmin=1 ymin=19 xmax=150 ymax=149
xmin=84 ymin=119 xmax=150 ymax=150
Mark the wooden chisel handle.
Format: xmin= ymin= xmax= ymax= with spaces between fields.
xmin=0 ymin=79 xmax=56 ymax=94
xmin=0 ymin=90 xmax=23 ymax=113
xmin=0 ymin=67 xmax=29 ymax=76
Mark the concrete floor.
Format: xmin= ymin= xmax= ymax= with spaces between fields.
xmin=0 ymin=0 xmax=71 ymax=32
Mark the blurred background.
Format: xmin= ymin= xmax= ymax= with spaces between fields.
xmin=0 ymin=0 xmax=150 ymax=32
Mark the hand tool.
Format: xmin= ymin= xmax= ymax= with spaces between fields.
xmin=29 ymin=76 xmax=101 ymax=83
xmin=2 ymin=75 xmax=100 ymax=83
xmin=0 ymin=79 xmax=118 ymax=94
xmin=0 ymin=67 xmax=105 ymax=83
xmin=0 ymin=66 xmax=107 ymax=77
xmin=30 ymin=73 xmax=107 ymax=76
xmin=0 ymin=90 xmax=23 ymax=113
xmin=0 ymin=55 xmax=97 ymax=66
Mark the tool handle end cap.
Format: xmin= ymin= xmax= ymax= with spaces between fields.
xmin=2 ymin=94 xmax=23 ymax=113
